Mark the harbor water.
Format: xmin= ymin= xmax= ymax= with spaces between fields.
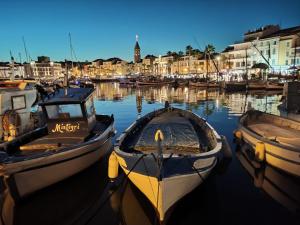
xmin=0 ymin=83 xmax=299 ymax=225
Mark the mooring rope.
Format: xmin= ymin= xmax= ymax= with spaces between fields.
xmin=85 ymin=153 xmax=147 ymax=225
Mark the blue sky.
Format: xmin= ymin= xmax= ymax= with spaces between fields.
xmin=1 ymin=0 xmax=299 ymax=62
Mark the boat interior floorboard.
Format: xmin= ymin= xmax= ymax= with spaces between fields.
xmin=248 ymin=123 xmax=300 ymax=148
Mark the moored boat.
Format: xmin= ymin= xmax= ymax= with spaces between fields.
xmin=235 ymin=110 xmax=300 ymax=177
xmin=189 ymin=81 xmax=219 ymax=88
xmin=265 ymin=81 xmax=284 ymax=91
xmin=247 ymin=80 xmax=266 ymax=90
xmin=0 ymin=80 xmax=38 ymax=145
xmin=136 ymin=80 xmax=175 ymax=86
xmin=112 ymin=107 xmax=224 ymax=221
xmin=221 ymin=81 xmax=247 ymax=92
xmin=119 ymin=78 xmax=137 ymax=87
xmin=0 ymin=87 xmax=115 ymax=200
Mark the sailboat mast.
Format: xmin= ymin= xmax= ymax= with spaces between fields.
xmin=10 ymin=51 xmax=15 ymax=81
xmin=69 ymin=32 xmax=74 ymax=71
xmin=245 ymin=48 xmax=248 ymax=82
xmin=22 ymin=36 xmax=30 ymax=62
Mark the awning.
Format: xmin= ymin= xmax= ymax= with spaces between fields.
xmin=251 ymin=63 xmax=269 ymax=70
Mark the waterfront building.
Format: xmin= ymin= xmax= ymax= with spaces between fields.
xmin=24 ymin=56 xmax=62 ymax=79
xmin=94 ymin=58 xmax=130 ymax=77
xmin=153 ymin=55 xmax=174 ymax=76
xmin=113 ymin=60 xmax=130 ymax=76
xmin=170 ymin=55 xmax=221 ymax=78
xmin=0 ymin=62 xmax=25 ymax=78
xmin=222 ymin=25 xmax=300 ymax=76
xmin=141 ymin=55 xmax=156 ymax=75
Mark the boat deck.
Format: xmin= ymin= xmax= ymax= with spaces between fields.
xmin=248 ymin=123 xmax=300 ymax=148
xmin=17 ymin=120 xmax=109 ymax=154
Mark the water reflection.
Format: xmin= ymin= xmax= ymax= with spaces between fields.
xmin=0 ymin=160 xmax=115 ymax=225
xmin=236 ymin=143 xmax=300 ymax=213
xmin=0 ymin=83 xmax=298 ymax=225
xmin=0 ymin=160 xmax=159 ymax=225
xmin=94 ymin=83 xmax=283 ymax=117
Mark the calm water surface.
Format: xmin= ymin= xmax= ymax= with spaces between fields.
xmin=1 ymin=83 xmax=299 ymax=225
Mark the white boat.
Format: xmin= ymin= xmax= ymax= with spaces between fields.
xmin=0 ymin=80 xmax=37 ymax=145
xmin=0 ymin=87 xmax=115 ymax=200
xmin=113 ymin=107 xmax=224 ymax=221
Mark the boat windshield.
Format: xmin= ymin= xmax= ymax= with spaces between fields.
xmin=46 ymin=104 xmax=83 ymax=119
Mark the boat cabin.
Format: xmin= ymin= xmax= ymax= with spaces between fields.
xmin=0 ymin=80 xmax=37 ymax=142
xmin=40 ymin=88 xmax=96 ymax=138
xmin=19 ymin=88 xmax=97 ymax=151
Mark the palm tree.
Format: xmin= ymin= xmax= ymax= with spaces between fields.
xmin=178 ymin=51 xmax=184 ymax=56
xmin=204 ymin=44 xmax=215 ymax=55
xmin=166 ymin=51 xmax=172 ymax=56
xmin=185 ymin=45 xmax=193 ymax=56
xmin=192 ymin=49 xmax=203 ymax=58
xmin=204 ymin=44 xmax=216 ymax=80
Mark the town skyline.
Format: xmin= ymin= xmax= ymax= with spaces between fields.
xmin=1 ymin=0 xmax=300 ymax=62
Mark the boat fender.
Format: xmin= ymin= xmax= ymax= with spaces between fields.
xmin=221 ymin=136 xmax=232 ymax=159
xmin=255 ymin=142 xmax=265 ymax=162
xmin=108 ymin=152 xmax=119 ymax=181
xmin=234 ymin=130 xmax=242 ymax=139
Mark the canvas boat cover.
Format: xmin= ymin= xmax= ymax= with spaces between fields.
xmin=135 ymin=112 xmax=201 ymax=153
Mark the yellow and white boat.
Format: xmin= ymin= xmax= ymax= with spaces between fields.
xmin=235 ymin=110 xmax=300 ymax=177
xmin=111 ymin=107 xmax=223 ymax=222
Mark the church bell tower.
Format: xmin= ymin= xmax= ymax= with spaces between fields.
xmin=134 ymin=35 xmax=141 ymax=63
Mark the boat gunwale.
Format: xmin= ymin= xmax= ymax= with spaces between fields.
xmin=115 ymin=107 xmax=222 ymax=158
